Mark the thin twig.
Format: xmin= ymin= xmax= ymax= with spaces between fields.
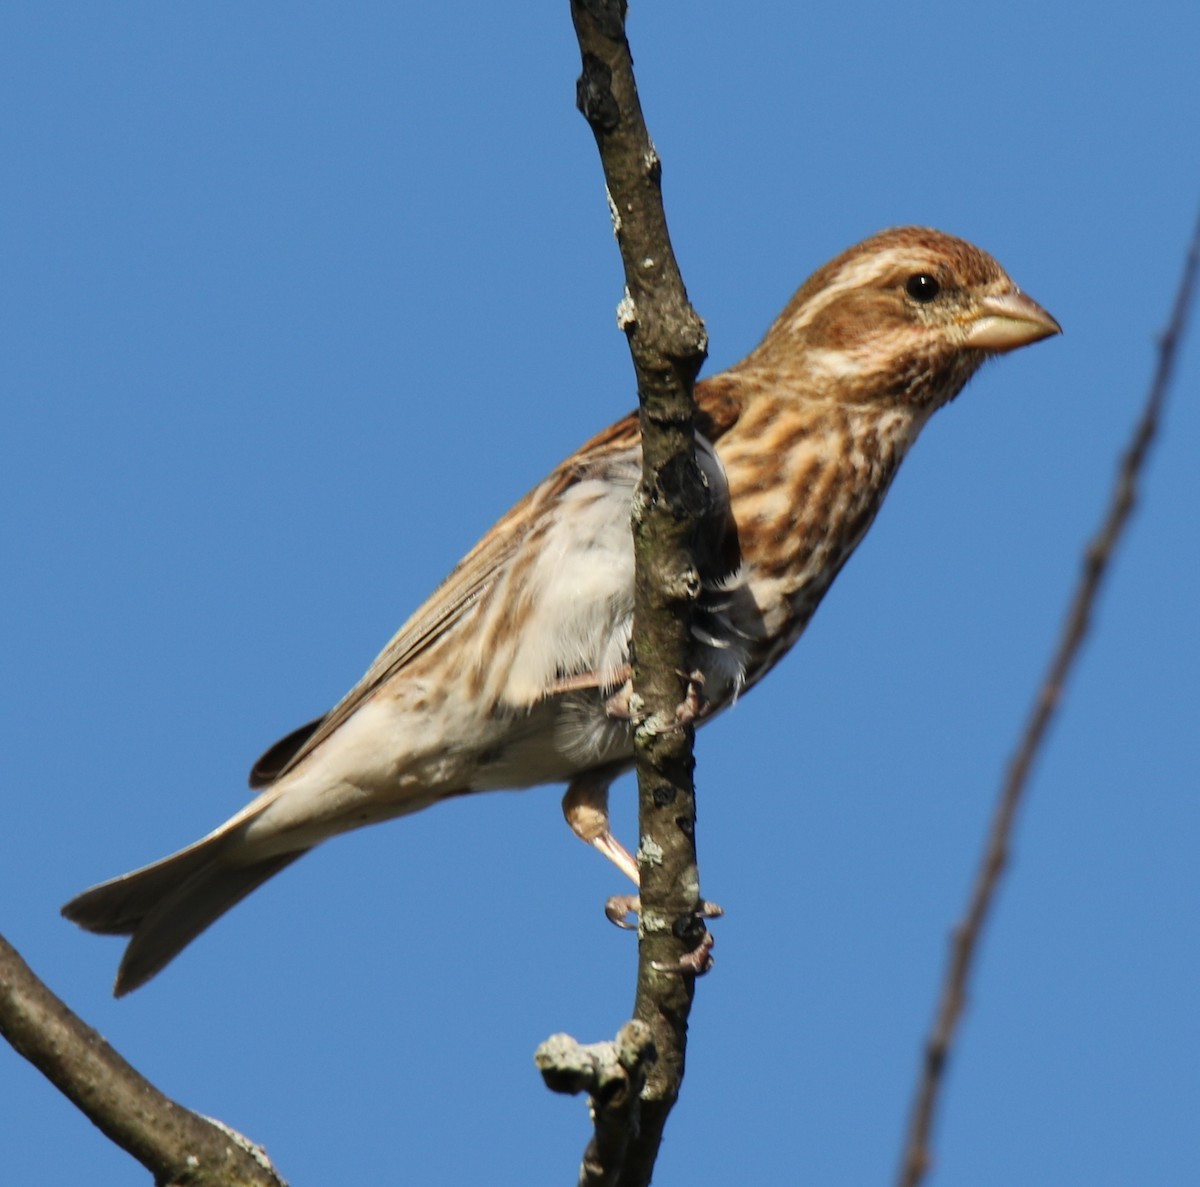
xmin=563 ymin=3 xmax=710 ymax=1185
xmin=0 ymin=932 xmax=286 ymax=1186
xmin=897 ymin=206 xmax=1200 ymax=1187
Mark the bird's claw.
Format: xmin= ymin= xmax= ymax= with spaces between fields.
xmin=605 ymin=893 xmax=641 ymax=929
xmin=674 ymin=669 xmax=707 ymax=726
xmin=624 ymin=670 xmax=709 ymax=734
xmin=652 ymin=929 xmax=716 ymax=977
xmin=605 ymin=893 xmax=719 ymax=974
xmin=604 ymin=894 xmax=724 ymax=932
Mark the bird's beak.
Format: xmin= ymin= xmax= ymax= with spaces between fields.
xmin=964 ymin=290 xmax=1062 ymax=352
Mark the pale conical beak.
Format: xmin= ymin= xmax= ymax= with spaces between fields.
xmin=965 ymin=290 xmax=1062 ymax=352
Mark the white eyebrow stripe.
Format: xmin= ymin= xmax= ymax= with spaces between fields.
xmin=779 ymin=247 xmax=916 ymax=336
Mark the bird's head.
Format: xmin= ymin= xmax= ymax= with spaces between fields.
xmin=739 ymin=226 xmax=1061 ymax=413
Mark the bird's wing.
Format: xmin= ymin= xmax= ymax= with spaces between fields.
xmin=250 ymin=410 xmax=645 ymax=786
xmin=250 ymin=377 xmax=748 ymax=789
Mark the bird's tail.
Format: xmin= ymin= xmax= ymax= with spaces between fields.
xmin=62 ymin=827 xmax=308 ymax=996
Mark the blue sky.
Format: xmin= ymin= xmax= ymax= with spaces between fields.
xmin=3 ymin=4 xmax=1198 ymax=1184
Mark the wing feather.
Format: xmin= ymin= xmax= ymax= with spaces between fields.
xmin=253 ymin=411 xmax=644 ymax=784
xmin=251 ymin=378 xmax=746 ymax=787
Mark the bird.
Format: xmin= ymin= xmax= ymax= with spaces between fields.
xmin=62 ymin=226 xmax=1060 ymax=995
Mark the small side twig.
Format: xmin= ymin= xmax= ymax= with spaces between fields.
xmin=535 ymin=1022 xmax=657 ymax=1187
xmin=897 ymin=206 xmax=1200 ymax=1187
xmin=0 ymin=932 xmax=286 ymax=1187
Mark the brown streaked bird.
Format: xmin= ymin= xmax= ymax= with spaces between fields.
xmin=63 ymin=227 xmax=1060 ymax=995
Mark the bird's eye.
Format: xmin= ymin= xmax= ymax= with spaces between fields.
xmin=905 ymin=273 xmax=941 ymax=303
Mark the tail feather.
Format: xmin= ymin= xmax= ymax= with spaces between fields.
xmin=63 ymin=833 xmax=308 ymax=995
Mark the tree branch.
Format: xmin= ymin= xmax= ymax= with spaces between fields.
xmin=0 ymin=933 xmax=286 ymax=1186
xmin=560 ymin=3 xmax=711 ymax=1184
xmin=896 ymin=204 xmax=1200 ymax=1187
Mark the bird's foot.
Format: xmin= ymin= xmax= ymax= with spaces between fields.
xmin=674 ymin=668 xmax=707 ymax=726
xmin=604 ymin=894 xmax=724 ymax=932
xmin=605 ymin=893 xmax=641 ymax=929
xmin=652 ymin=929 xmax=717 ymax=977
xmin=629 ymin=669 xmax=709 ymax=734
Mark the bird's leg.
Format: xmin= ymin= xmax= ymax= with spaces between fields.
xmin=562 ymin=769 xmax=640 ymax=886
xmin=544 ymin=664 xmax=633 ymax=700
xmin=561 ymin=764 xmax=643 ymax=932
xmin=543 ymin=664 xmax=705 ymax=729
xmin=565 ymin=764 xmax=725 ymax=963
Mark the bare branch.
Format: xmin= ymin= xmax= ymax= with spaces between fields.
xmin=561 ymin=3 xmax=711 ymax=1183
xmin=897 ymin=205 xmax=1200 ymax=1187
xmin=0 ymin=933 xmax=286 ymax=1186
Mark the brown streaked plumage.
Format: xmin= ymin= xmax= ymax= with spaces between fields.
xmin=62 ymin=227 xmax=1060 ymax=994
